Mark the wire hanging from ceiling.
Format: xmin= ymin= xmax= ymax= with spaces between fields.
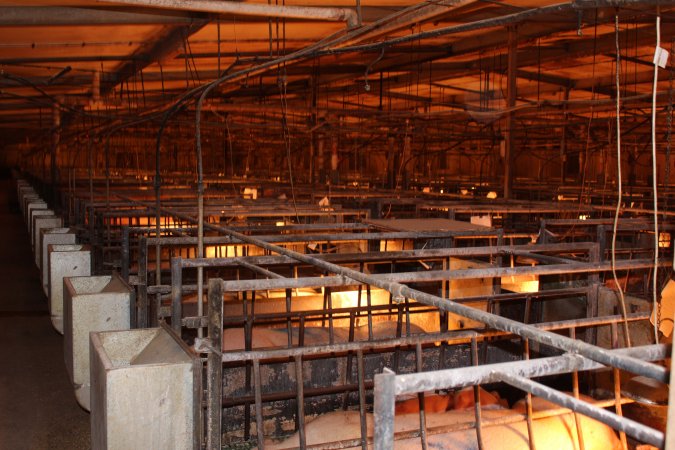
xmin=611 ymin=13 xmax=632 ymax=348
xmin=650 ymin=10 xmax=661 ymax=343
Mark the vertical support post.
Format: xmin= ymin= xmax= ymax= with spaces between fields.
xmin=51 ymin=106 xmax=60 ymax=208
xmin=330 ymin=135 xmax=339 ymax=185
xmin=309 ymin=73 xmax=317 ymax=185
xmin=357 ymin=350 xmax=368 ymax=450
xmin=374 ymin=368 xmax=396 ymax=450
xmin=206 ymin=278 xmax=224 ymax=450
xmin=294 ymin=355 xmax=306 ymax=448
xmin=171 ymin=257 xmax=183 ymax=333
xmin=309 ymin=137 xmax=316 ymax=186
xmin=504 ymin=26 xmax=517 ymax=199
xmin=664 ymin=320 xmax=675 ymax=448
xmin=253 ymin=359 xmax=265 ymax=448
xmin=387 ymin=136 xmax=396 ymax=189
xmin=138 ymin=237 xmax=148 ymax=328
xmin=561 ymin=86 xmax=570 ymax=182
xmin=121 ymin=226 xmax=130 ymax=282
xmin=587 ymin=243 xmax=601 ymax=345
xmin=193 ymin=344 xmax=203 ymax=450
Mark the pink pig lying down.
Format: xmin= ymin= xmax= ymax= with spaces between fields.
xmin=264 ymin=394 xmax=622 ymax=450
xmin=222 ymin=321 xmax=425 ymax=351
xmin=394 ymin=387 xmax=507 ymax=414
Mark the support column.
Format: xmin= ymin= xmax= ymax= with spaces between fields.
xmin=330 ymin=135 xmax=339 ymax=185
xmin=317 ymin=135 xmax=325 ymax=184
xmin=503 ymin=26 xmax=517 ymax=199
xmin=561 ymin=86 xmax=570 ymax=182
xmin=51 ymin=106 xmax=61 ymax=207
xmin=387 ymin=135 xmax=396 ymax=189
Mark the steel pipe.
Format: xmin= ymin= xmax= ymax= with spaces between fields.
xmin=392 ymin=344 xmax=668 ymax=396
xmin=97 ymin=0 xmax=359 ymax=27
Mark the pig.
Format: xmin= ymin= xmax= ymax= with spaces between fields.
xmin=395 ymin=393 xmax=454 ymax=414
xmin=452 ymin=386 xmax=508 ymax=410
xmin=265 ymin=396 xmax=622 ymax=449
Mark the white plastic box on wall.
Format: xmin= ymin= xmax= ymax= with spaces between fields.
xmin=63 ymin=273 xmax=134 ymax=411
xmin=48 ymin=244 xmax=91 ymax=334
xmin=90 ymin=327 xmax=197 ymax=450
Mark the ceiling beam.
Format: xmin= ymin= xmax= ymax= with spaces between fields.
xmin=0 ymin=6 xmax=207 ymax=26
xmin=101 ymin=21 xmax=208 ymax=94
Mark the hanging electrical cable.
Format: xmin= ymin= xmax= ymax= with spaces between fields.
xmin=611 ymin=13 xmax=632 ymax=348
xmin=650 ymin=11 xmax=662 ymax=343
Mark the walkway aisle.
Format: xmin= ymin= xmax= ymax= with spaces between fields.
xmin=0 ymin=177 xmax=90 ymax=449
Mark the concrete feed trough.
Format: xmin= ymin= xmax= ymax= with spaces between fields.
xmin=40 ymin=228 xmax=77 ymax=295
xmin=64 ymin=274 xmax=134 ymax=411
xmin=48 ymin=244 xmax=91 ymax=334
xmin=28 ymin=209 xmax=53 ymax=247
xmin=90 ymin=327 xmax=196 ymax=450
xmin=25 ymin=199 xmax=47 ymax=227
xmin=18 ymin=189 xmax=37 ymax=214
xmin=33 ymin=215 xmax=62 ymax=267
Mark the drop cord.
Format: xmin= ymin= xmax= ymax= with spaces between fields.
xmin=612 ymin=14 xmax=632 ymax=347
xmin=650 ymin=12 xmax=661 ymax=342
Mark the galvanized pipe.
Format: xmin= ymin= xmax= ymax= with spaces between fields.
xmin=196 ymin=258 xmax=663 ymax=292
xmin=391 ymin=344 xmax=668 ymax=396
xmin=97 ymin=0 xmax=359 ymax=27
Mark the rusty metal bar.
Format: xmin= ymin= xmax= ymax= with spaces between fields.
xmin=171 ymin=256 xmax=183 ymax=333
xmin=206 ymin=279 xmax=224 ymax=450
xmin=415 ymin=342 xmax=428 ymax=450
xmin=357 ymin=349 xmax=368 ymax=450
xmin=522 ymin=338 xmax=536 ymax=450
xmin=176 ymin=242 xmax=596 ymax=267
xmin=186 ymin=258 xmax=665 ymax=292
xmin=569 ymin=328 xmax=585 ymax=450
xmin=389 ymin=344 xmax=667 ymax=397
xmin=253 ymin=359 xmax=265 ymax=449
xmin=471 ymin=337 xmax=484 ymax=450
xmin=295 ymin=355 xmax=307 ymax=449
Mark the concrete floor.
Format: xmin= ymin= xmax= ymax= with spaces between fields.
xmin=0 ymin=176 xmax=90 ymax=449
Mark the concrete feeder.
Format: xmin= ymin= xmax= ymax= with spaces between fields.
xmin=28 ymin=208 xmax=53 ymax=243
xmin=48 ymin=244 xmax=91 ymax=334
xmin=18 ymin=186 xmax=37 ymax=202
xmin=18 ymin=188 xmax=36 ymax=213
xmin=64 ymin=273 xmax=134 ymax=411
xmin=90 ymin=327 xmax=197 ymax=450
xmin=33 ymin=215 xmax=62 ymax=266
xmin=21 ymin=194 xmax=40 ymax=217
xmin=40 ymin=228 xmax=77 ymax=295
xmin=25 ymin=199 xmax=47 ymax=226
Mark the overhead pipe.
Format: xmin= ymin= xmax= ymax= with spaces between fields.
xmin=96 ymin=0 xmax=359 ymax=27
